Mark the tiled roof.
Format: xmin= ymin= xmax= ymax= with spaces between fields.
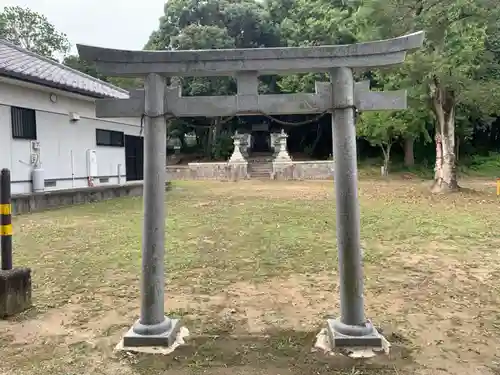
xmin=0 ymin=39 xmax=129 ymax=99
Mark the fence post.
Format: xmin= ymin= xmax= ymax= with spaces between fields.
xmin=0 ymin=168 xmax=31 ymax=318
xmin=0 ymin=169 xmax=13 ymax=270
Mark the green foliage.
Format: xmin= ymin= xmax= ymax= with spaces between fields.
xmin=144 ymin=0 xmax=285 ymax=158
xmin=358 ymin=111 xmax=406 ymax=148
xmin=63 ymin=55 xmax=108 ymax=80
xmin=357 ymin=107 xmax=432 ymax=171
xmin=211 ymin=131 xmax=234 ymax=160
xmin=272 ymin=0 xmax=359 ymax=47
xmin=146 ymin=0 xmax=281 ymax=50
xmin=146 ymin=0 xmax=283 ymax=98
xmin=108 ymin=77 xmax=144 ymax=90
xmin=461 ymin=152 xmax=500 ymax=176
xmin=0 ymin=6 xmax=70 ymax=58
xmin=172 ymin=24 xmax=236 ymax=98
xmin=270 ymin=0 xmax=360 ymax=94
xmin=355 ymin=0 xmax=500 ymax=117
xmin=63 ymin=55 xmax=142 ymax=89
xmin=171 ymin=24 xmax=234 ymax=50
xmin=23 ymin=0 xmax=498 ymax=166
xmin=278 ymin=73 xmax=327 ymax=93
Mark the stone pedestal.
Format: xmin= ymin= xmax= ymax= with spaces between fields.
xmin=0 ymin=268 xmax=32 ymax=318
xmin=227 ymin=161 xmax=248 ymax=181
xmin=229 ymin=134 xmax=247 ymax=163
xmin=123 ymin=318 xmax=181 ymax=347
xmin=272 ymin=161 xmax=293 ymax=180
xmin=326 ymin=319 xmax=384 ymax=348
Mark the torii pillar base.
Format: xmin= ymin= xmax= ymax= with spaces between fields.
xmin=123 ymin=318 xmax=182 ymax=347
xmin=326 ymin=318 xmax=384 ymax=349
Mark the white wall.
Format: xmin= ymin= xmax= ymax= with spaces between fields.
xmin=0 ymin=78 xmax=142 ymax=195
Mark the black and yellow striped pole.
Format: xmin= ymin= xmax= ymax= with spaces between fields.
xmin=1 ymin=168 xmax=13 ymax=270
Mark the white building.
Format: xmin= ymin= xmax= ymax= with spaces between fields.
xmin=0 ymin=39 xmax=146 ymax=195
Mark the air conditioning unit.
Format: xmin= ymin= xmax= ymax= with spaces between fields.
xmin=69 ymin=112 xmax=80 ymax=122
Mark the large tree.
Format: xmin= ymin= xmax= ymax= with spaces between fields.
xmin=264 ymin=0 xmax=368 ymax=157
xmin=0 ymin=6 xmax=70 ymax=58
xmin=170 ymin=24 xmax=237 ymax=157
xmin=354 ymin=0 xmax=500 ymax=192
xmin=146 ymin=0 xmax=282 ymax=50
xmin=146 ymin=0 xmax=283 ymax=159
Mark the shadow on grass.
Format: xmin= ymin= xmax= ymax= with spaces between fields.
xmin=121 ymin=328 xmax=415 ymax=375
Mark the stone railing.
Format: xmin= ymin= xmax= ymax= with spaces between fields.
xmin=166 ymin=162 xmax=248 ymax=181
xmin=165 ymin=130 xmax=334 ymax=181
xmin=166 ymin=160 xmax=334 ymax=181
xmin=272 ymin=160 xmax=334 ymax=180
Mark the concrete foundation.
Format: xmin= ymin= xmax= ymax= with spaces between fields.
xmin=11 ymin=181 xmax=171 ymax=215
xmin=123 ymin=318 xmax=181 ymax=347
xmin=326 ymin=318 xmax=384 ymax=348
xmin=0 ymin=267 xmax=32 ymax=318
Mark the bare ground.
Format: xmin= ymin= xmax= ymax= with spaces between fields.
xmin=1 ymin=178 xmax=499 ymax=375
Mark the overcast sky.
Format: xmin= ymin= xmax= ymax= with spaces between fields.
xmin=4 ymin=0 xmax=165 ymax=53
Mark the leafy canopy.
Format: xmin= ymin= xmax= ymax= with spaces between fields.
xmin=0 ymin=6 xmax=70 ymax=58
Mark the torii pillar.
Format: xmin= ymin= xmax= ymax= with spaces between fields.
xmin=78 ymin=31 xmax=424 ymax=350
xmin=329 ymin=67 xmax=375 ymax=345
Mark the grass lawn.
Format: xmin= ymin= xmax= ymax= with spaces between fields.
xmin=1 ymin=178 xmax=500 ymax=375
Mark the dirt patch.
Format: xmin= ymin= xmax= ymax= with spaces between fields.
xmin=2 ymin=271 xmax=497 ymax=374
xmin=367 ymin=250 xmax=500 ymax=375
xmin=192 ymin=180 xmax=333 ymax=200
xmin=4 ymin=178 xmax=500 ymax=375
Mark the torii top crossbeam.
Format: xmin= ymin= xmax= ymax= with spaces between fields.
xmin=77 ymin=32 xmax=424 ymax=77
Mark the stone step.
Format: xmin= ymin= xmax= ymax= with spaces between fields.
xmin=249 ymin=159 xmax=273 ymax=180
xmin=249 ymin=168 xmax=272 ymax=173
xmin=247 ymin=159 xmax=274 ymax=163
xmin=249 ymin=152 xmax=273 ymax=157
xmin=248 ymin=163 xmax=273 ymax=169
xmin=250 ymin=169 xmax=271 ymax=173
xmin=250 ymin=173 xmax=271 ymax=179
xmin=247 ymin=154 xmax=275 ymax=162
xmin=249 ymin=165 xmax=272 ymax=170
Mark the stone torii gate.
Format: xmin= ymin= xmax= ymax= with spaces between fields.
xmin=78 ymin=31 xmax=424 ymax=349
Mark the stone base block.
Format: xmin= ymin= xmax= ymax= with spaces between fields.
xmin=326 ymin=319 xmax=383 ymax=348
xmin=123 ymin=318 xmax=181 ymax=347
xmin=0 ymin=267 xmax=32 ymax=318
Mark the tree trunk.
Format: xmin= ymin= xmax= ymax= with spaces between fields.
xmin=205 ymin=127 xmax=213 ymax=158
xmin=380 ymin=143 xmax=392 ymax=176
xmin=430 ymin=79 xmax=459 ymax=193
xmin=404 ymin=137 xmax=415 ymax=167
xmin=213 ymin=117 xmax=223 ymax=139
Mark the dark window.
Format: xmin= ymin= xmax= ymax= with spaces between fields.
xmin=96 ymin=129 xmax=124 ymax=147
xmin=11 ymin=106 xmax=37 ymax=140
